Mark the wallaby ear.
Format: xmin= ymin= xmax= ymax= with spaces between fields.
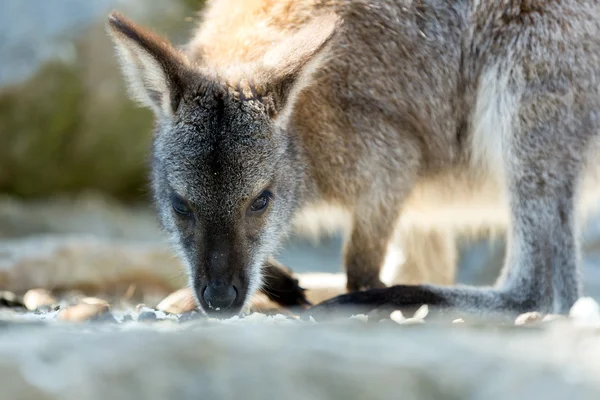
xmin=260 ymin=13 xmax=340 ymax=118
xmin=107 ymin=12 xmax=190 ymax=118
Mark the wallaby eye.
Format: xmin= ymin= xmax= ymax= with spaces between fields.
xmin=171 ymin=194 xmax=192 ymax=217
xmin=249 ymin=190 xmax=272 ymax=214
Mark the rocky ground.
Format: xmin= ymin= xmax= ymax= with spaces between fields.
xmin=2 ymin=291 xmax=600 ymax=400
xmin=2 ymin=194 xmax=600 ymax=398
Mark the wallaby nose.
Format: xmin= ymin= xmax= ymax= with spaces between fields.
xmin=203 ymin=283 xmax=237 ymax=311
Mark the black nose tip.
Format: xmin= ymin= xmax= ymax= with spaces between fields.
xmin=203 ymin=284 xmax=237 ymax=311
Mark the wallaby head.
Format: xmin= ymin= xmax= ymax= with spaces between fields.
xmin=107 ymin=12 xmax=338 ymax=315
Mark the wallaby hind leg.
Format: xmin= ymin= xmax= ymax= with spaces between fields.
xmin=309 ymin=94 xmax=591 ymax=319
xmin=496 ymin=111 xmax=586 ymax=314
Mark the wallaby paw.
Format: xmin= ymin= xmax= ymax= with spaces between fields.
xmin=260 ymin=276 xmax=312 ymax=309
xmin=260 ymin=259 xmax=312 ymax=309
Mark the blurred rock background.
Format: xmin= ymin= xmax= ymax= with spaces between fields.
xmin=1 ymin=0 xmax=600 ymax=303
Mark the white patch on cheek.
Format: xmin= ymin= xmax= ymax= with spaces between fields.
xmin=242 ymin=246 xmax=270 ymax=314
xmin=241 ymin=212 xmax=282 ymax=313
xmin=242 ymin=260 xmax=264 ymax=314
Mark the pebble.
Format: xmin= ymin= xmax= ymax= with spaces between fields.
xmin=570 ymin=297 xmax=600 ymax=320
xmin=58 ymin=301 xmax=110 ymax=322
xmin=413 ymin=305 xmax=429 ymax=320
xmin=178 ymin=311 xmax=202 ymax=323
xmin=390 ymin=310 xmax=405 ymax=324
xmin=23 ymin=289 xmax=57 ymax=311
xmin=81 ymin=297 xmax=109 ymax=307
xmin=137 ymin=311 xmax=158 ymax=322
xmin=156 ymin=288 xmax=196 ymax=314
xmin=515 ymin=312 xmax=543 ymax=326
xmin=91 ymin=312 xmax=118 ymax=324
xmin=390 ymin=305 xmax=429 ymax=325
xmin=569 ymin=297 xmax=600 ymax=327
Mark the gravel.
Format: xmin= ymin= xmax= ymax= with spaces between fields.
xmin=1 ymin=296 xmax=600 ymax=399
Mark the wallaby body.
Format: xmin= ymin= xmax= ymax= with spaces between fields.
xmin=108 ymin=0 xmax=600 ymax=317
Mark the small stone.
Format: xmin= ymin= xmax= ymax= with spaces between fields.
xmin=91 ymin=312 xmax=118 ymax=324
xmin=390 ymin=310 xmax=405 ymax=324
xmin=413 ymin=305 xmax=429 ymax=320
xmin=569 ymin=297 xmax=600 ymax=322
xmin=452 ymin=318 xmax=465 ymax=324
xmin=390 ymin=309 xmax=426 ymax=325
xmin=156 ymin=288 xmax=197 ymax=314
xmin=23 ymin=289 xmax=57 ymax=311
xmin=515 ymin=311 xmax=542 ymax=326
xmin=0 ymin=291 xmax=24 ymax=308
xmin=515 ymin=312 xmax=542 ymax=326
xmin=81 ymin=297 xmax=109 ymax=307
xmin=58 ymin=302 xmax=110 ymax=322
xmin=137 ymin=311 xmax=158 ymax=322
xmin=178 ymin=311 xmax=202 ymax=323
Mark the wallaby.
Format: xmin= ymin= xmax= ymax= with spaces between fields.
xmin=107 ymin=0 xmax=600 ymax=318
